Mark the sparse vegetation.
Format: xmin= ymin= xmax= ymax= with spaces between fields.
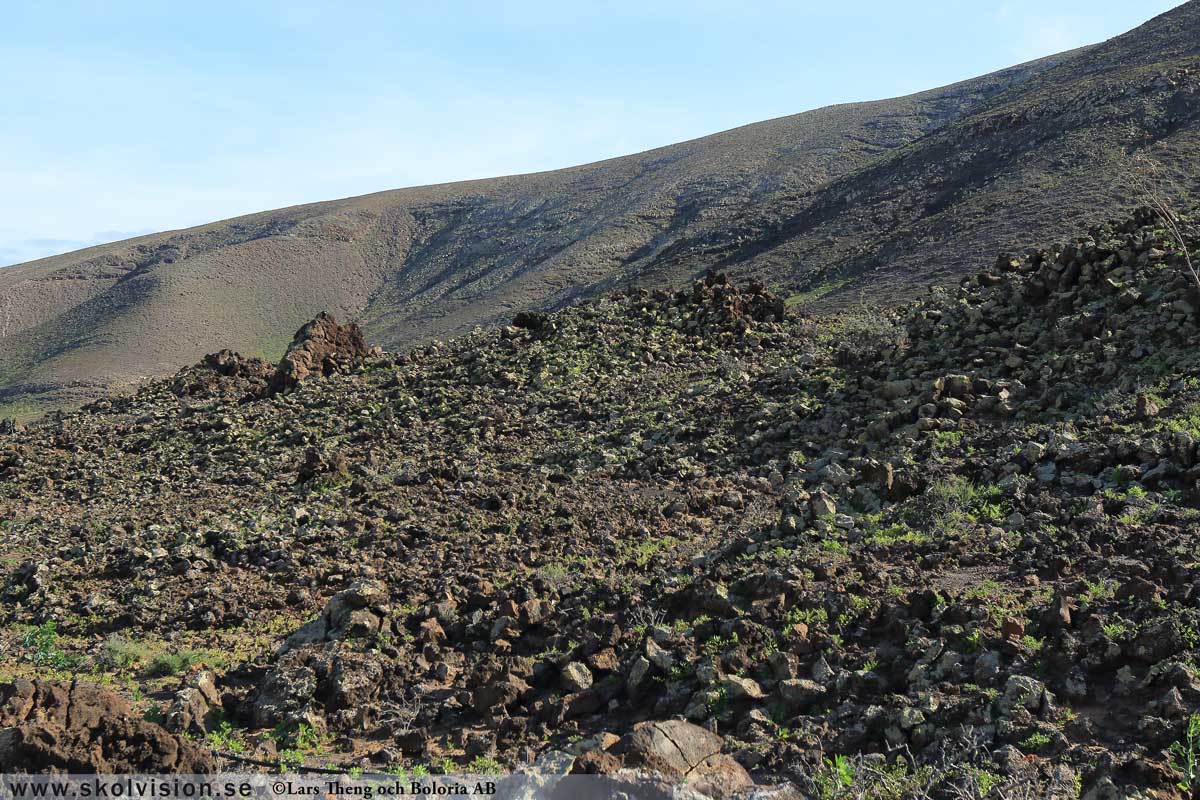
xmin=144 ymin=650 xmax=203 ymax=678
xmin=1 ymin=203 xmax=1199 ymax=794
xmin=1169 ymin=713 xmax=1200 ymax=793
xmin=21 ymin=622 xmax=77 ymax=670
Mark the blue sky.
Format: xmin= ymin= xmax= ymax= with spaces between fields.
xmin=0 ymin=1 xmax=1183 ymax=267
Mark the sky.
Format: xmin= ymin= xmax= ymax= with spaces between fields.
xmin=0 ymin=1 xmax=1184 ymax=267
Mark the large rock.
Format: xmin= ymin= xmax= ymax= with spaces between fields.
xmin=0 ymin=679 xmax=214 ymax=773
xmin=268 ymin=313 xmax=371 ymax=395
xmin=247 ymin=645 xmax=392 ymax=731
xmin=611 ymin=720 xmax=753 ymax=799
xmin=249 ymin=580 xmax=395 ymax=729
xmin=282 ymin=579 xmax=389 ymax=652
xmin=560 ymin=662 xmax=594 ymax=693
xmin=164 ymin=671 xmax=221 ymax=736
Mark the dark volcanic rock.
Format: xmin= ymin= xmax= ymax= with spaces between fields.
xmin=0 ymin=679 xmax=215 ymax=773
xmin=172 ymin=349 xmax=273 ymax=399
xmin=268 ymin=313 xmax=371 ymax=395
xmin=3 ymin=210 xmax=1200 ymax=794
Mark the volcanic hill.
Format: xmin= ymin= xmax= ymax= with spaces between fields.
xmin=2 ymin=2 xmax=1200 ymax=416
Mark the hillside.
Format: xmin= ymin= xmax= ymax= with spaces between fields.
xmin=2 ymin=3 xmax=1198 ymax=417
xmin=0 ymin=54 xmax=1065 ymax=419
xmin=1 ymin=206 xmax=1199 ymax=796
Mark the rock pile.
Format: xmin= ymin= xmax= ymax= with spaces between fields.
xmin=172 ymin=349 xmax=273 ymax=399
xmin=242 ymin=580 xmax=403 ymax=733
xmin=0 ymin=209 xmax=1198 ymax=795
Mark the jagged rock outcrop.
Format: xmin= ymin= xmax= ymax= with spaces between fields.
xmin=268 ymin=313 xmax=371 ymax=395
xmin=0 ymin=679 xmax=215 ymax=773
xmin=243 ymin=580 xmax=398 ymax=731
xmin=282 ymin=579 xmax=390 ymax=651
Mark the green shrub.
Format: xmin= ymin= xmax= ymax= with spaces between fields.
xmin=21 ymin=622 xmax=77 ymax=669
xmin=103 ymin=635 xmax=155 ymax=670
xmin=466 ymin=756 xmax=504 ymax=774
xmin=144 ymin=649 xmax=202 ymax=677
xmin=1019 ymin=731 xmax=1052 ymax=753
xmin=206 ymin=719 xmax=245 ymax=754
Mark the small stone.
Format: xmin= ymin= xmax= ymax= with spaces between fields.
xmin=1135 ymin=394 xmax=1160 ymax=419
xmin=778 ymin=678 xmax=826 ymax=708
xmin=720 ymin=675 xmax=764 ymax=700
xmin=999 ymin=674 xmax=1044 ymax=713
xmin=685 ymin=689 xmax=720 ymax=721
xmin=560 ymin=662 xmax=593 ymax=693
xmin=530 ymin=750 xmax=575 ymax=776
xmin=809 ymin=492 xmax=837 ymax=518
xmin=897 ymin=707 xmax=925 ymax=731
xmin=645 ymin=638 xmax=675 ymax=671
xmin=627 ymin=657 xmax=651 ymax=691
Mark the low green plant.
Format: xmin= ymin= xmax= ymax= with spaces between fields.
xmin=1160 ymin=402 xmax=1200 ymax=439
xmin=143 ymin=703 xmax=165 ymax=724
xmin=1019 ymin=731 xmax=1052 ymax=753
xmin=863 ymin=520 xmax=929 ymax=546
xmin=1080 ymin=578 xmax=1117 ymax=604
xmin=278 ymin=748 xmax=305 ymax=770
xmin=928 ymin=430 xmax=963 ymax=451
xmin=1102 ymin=619 xmax=1130 ymax=640
xmin=626 ymin=535 xmax=678 ymax=567
xmin=1169 ymin=713 xmax=1200 ymax=792
xmin=466 ymin=756 xmax=504 ymax=774
xmin=967 ymin=767 xmax=1003 ymax=797
xmin=701 ymin=631 xmax=739 ymax=657
xmin=814 ymin=754 xmax=855 ymax=799
xmin=274 ymin=721 xmax=331 ymax=770
xmin=144 ymin=649 xmax=202 ymax=677
xmin=104 ymin=635 xmax=155 ymax=670
xmin=206 ymin=719 xmax=245 ymax=754
xmin=21 ymin=622 xmax=77 ymax=669
xmin=785 ymin=606 xmax=829 ymax=627
xmin=924 ymin=476 xmax=1008 ymax=534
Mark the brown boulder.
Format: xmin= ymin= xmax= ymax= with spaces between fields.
xmin=1135 ymin=393 xmax=1160 ymax=420
xmin=608 ymin=720 xmax=753 ymax=799
xmin=268 ymin=313 xmax=370 ymax=395
xmin=0 ymin=679 xmax=215 ymax=773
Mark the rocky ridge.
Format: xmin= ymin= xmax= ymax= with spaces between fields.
xmin=1 ymin=208 xmax=1199 ymax=796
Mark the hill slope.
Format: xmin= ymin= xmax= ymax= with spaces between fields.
xmin=0 ymin=55 xmax=1063 ymax=417
xmin=1 ymin=206 xmax=1199 ymax=795
xmin=3 ymin=2 xmax=1200 ymax=416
